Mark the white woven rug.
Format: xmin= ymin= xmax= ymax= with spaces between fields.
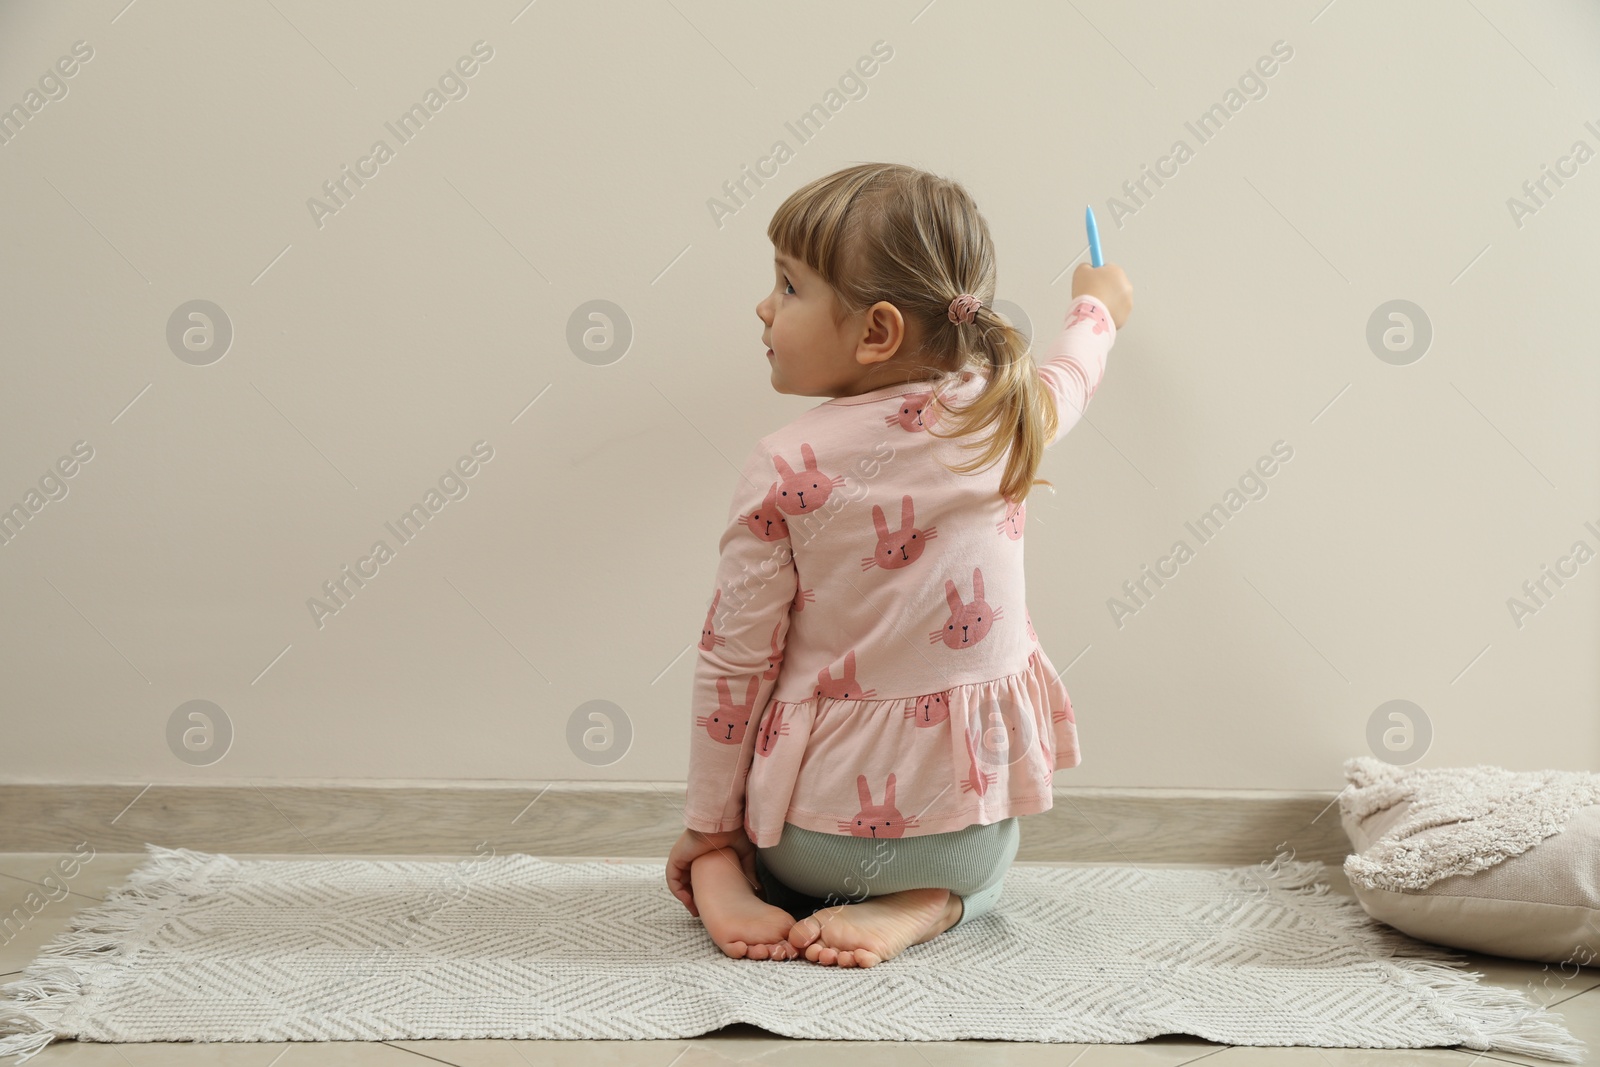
xmin=0 ymin=844 xmax=1585 ymax=1063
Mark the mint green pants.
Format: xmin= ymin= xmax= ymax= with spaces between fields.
xmin=753 ymin=817 xmax=1020 ymax=929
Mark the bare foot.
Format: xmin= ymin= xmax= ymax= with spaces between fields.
xmin=689 ymin=848 xmax=801 ymax=960
xmin=787 ymin=887 xmax=963 ymax=968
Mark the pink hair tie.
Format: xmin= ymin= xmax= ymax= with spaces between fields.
xmin=947 ymin=293 xmax=982 ymax=326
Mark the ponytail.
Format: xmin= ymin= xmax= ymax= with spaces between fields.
xmin=925 ymin=306 xmax=1060 ymax=506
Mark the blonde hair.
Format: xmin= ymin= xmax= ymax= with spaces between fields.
xmin=766 ymin=163 xmax=1059 ymax=504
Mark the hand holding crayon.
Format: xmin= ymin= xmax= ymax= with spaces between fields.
xmin=1073 ymin=207 xmax=1133 ymax=330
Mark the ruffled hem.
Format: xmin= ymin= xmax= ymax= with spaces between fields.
xmin=740 ymin=646 xmax=1079 ymax=849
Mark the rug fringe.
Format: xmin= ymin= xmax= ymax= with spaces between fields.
xmin=1244 ymin=848 xmax=1588 ymax=1064
xmin=0 ymin=844 xmax=216 ymax=1063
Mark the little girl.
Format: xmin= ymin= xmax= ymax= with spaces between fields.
xmin=666 ymin=162 xmax=1132 ymax=968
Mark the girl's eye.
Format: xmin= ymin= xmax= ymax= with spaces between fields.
xmin=783 ymin=277 xmax=795 ymax=295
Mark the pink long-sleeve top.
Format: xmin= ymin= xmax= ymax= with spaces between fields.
xmin=685 ymin=294 xmax=1117 ymax=848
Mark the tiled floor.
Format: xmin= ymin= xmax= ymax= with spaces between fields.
xmin=0 ymin=852 xmax=1595 ymax=1066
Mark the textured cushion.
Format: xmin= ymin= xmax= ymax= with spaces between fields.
xmin=1338 ymin=756 xmax=1600 ymax=965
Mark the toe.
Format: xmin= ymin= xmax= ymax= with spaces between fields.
xmin=788 ymin=916 xmax=821 ymax=949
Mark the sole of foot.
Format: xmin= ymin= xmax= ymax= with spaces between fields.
xmin=787 ymin=887 xmax=961 ymax=968
xmin=702 ymin=894 xmax=804 ymax=960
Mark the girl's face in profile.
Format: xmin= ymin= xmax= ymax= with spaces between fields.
xmin=757 ymin=246 xmax=922 ymax=399
xmin=757 ymin=251 xmax=832 ymax=396
xmin=756 ymin=250 xmax=870 ymax=398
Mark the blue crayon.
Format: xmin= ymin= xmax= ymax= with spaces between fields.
xmin=1085 ymin=205 xmax=1103 ymax=267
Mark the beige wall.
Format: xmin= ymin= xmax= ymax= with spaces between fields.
xmin=2 ymin=1 xmax=1596 ymax=796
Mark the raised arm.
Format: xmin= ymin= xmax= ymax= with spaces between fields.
xmin=1037 ymin=294 xmax=1117 ymax=448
